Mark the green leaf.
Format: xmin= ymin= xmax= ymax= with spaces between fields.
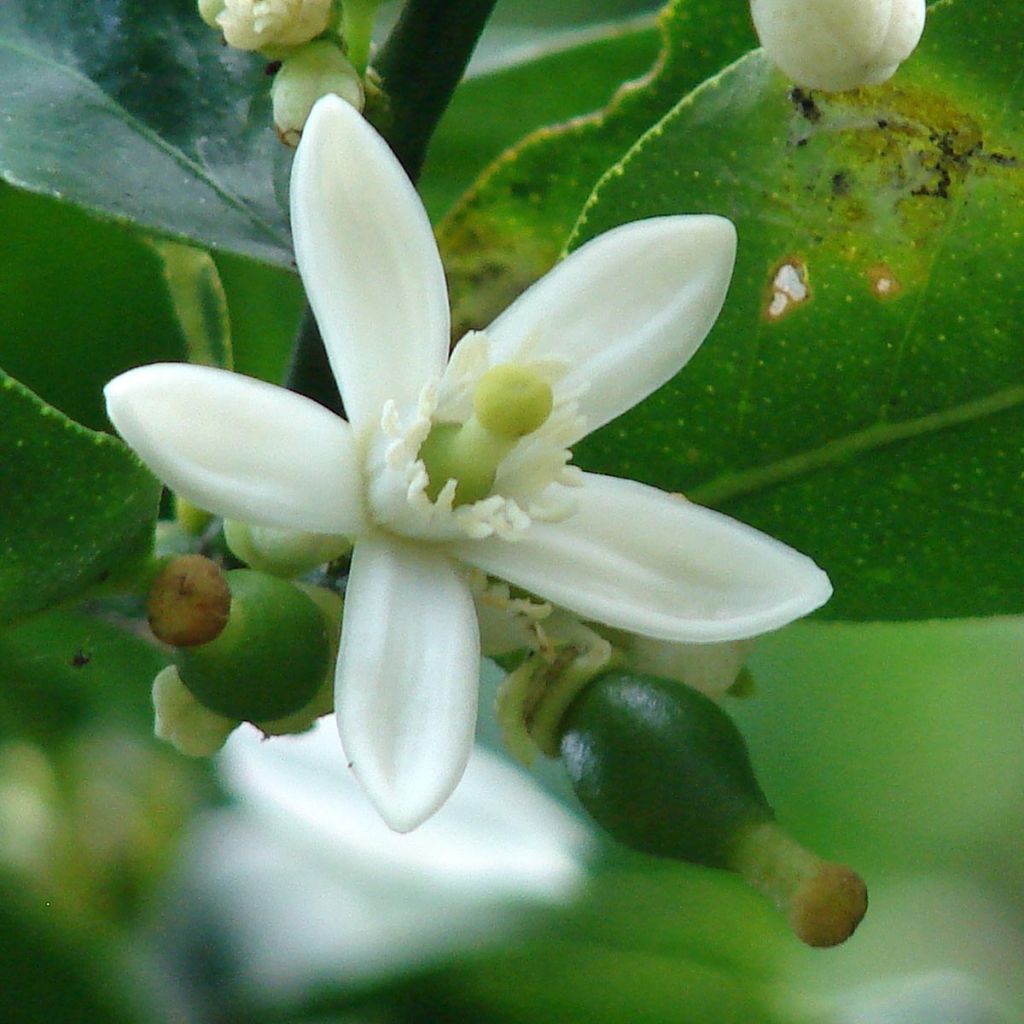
xmin=0 ymin=0 xmax=292 ymax=265
xmin=737 ymin=619 xmax=1024 ymax=878
xmin=419 ymin=19 xmax=661 ymax=220
xmin=0 ymin=371 xmax=160 ymax=624
xmin=572 ymin=0 xmax=1024 ymax=620
xmin=0 ymin=185 xmax=189 ymax=431
xmin=0 ymin=183 xmax=302 ymax=435
xmin=0 ymin=888 xmax=148 ymax=1024
xmin=438 ymin=0 xmax=756 ymax=336
xmin=215 ymin=250 xmax=306 ymax=385
xmin=410 ymin=866 xmax=785 ymax=1024
xmin=0 ymin=609 xmax=165 ymax=743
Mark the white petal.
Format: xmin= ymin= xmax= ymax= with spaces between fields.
xmin=291 ymin=96 xmax=450 ymax=432
xmin=453 ymin=473 xmax=832 ymax=643
xmin=104 ymin=364 xmax=364 ymax=534
xmin=483 ymin=216 xmax=736 ymax=440
xmin=335 ymin=536 xmax=480 ymax=832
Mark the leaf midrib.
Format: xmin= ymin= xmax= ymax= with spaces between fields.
xmin=0 ymin=33 xmax=290 ymax=252
xmin=690 ymin=383 xmax=1024 ymax=507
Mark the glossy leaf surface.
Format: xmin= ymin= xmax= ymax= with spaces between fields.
xmin=0 ymin=371 xmax=159 ymax=624
xmin=572 ymin=0 xmax=1024 ymax=619
xmin=0 ymin=0 xmax=291 ymax=264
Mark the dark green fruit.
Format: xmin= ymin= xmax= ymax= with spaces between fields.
xmin=559 ymin=671 xmax=773 ymax=868
xmin=175 ymin=569 xmax=330 ymax=722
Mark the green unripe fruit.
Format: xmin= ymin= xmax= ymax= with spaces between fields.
xmin=175 ymin=570 xmax=330 ymax=722
xmin=559 ymin=671 xmax=773 ymax=869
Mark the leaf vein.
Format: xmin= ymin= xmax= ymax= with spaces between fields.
xmin=690 ymin=384 xmax=1024 ymax=506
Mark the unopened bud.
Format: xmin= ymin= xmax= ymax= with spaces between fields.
xmin=198 ymin=0 xmax=226 ymax=29
xmin=152 ymin=665 xmax=238 ymax=757
xmin=147 ymin=555 xmax=231 ymax=647
xmin=272 ymin=42 xmax=364 ymax=147
xmin=216 ymin=0 xmax=332 ymax=52
xmin=750 ymin=0 xmax=926 ymax=92
xmin=224 ymin=519 xmax=351 ymax=577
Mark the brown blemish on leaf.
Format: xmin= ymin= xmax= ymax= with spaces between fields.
xmin=866 ymin=263 xmax=903 ymax=300
xmin=789 ymin=87 xmax=822 ymax=124
xmin=764 ymin=257 xmax=811 ymax=321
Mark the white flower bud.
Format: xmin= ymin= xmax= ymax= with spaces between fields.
xmin=217 ymin=0 xmax=332 ymax=52
xmin=224 ymin=519 xmax=351 ymax=577
xmin=152 ymin=665 xmax=238 ymax=757
xmin=750 ymin=0 xmax=926 ymax=92
xmin=198 ymin=0 xmax=226 ymax=29
xmin=271 ymin=42 xmax=364 ymax=146
xmin=626 ymin=637 xmax=756 ymax=700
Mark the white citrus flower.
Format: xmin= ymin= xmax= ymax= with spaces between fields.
xmin=105 ymin=96 xmax=831 ymax=832
xmin=750 ymin=0 xmax=926 ymax=92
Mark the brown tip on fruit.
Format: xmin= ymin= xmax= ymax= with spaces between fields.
xmin=789 ymin=862 xmax=868 ymax=948
xmin=147 ymin=555 xmax=231 ymax=647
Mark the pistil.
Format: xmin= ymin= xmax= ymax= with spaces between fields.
xmin=419 ymin=364 xmax=553 ymax=506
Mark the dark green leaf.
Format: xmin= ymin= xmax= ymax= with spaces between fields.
xmin=573 ymin=0 xmax=1024 ymax=619
xmin=0 ymin=0 xmax=292 ymax=264
xmin=215 ymin=249 xmax=306 ymax=385
xmin=438 ymin=0 xmax=756 ymax=336
xmin=0 ymin=371 xmax=159 ymax=624
xmin=0 ymin=185 xmax=188 ymax=430
xmin=420 ymin=19 xmax=661 ymax=220
xmin=0 ymin=887 xmax=149 ymax=1024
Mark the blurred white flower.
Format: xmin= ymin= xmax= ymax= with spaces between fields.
xmin=832 ymin=971 xmax=1014 ymax=1024
xmin=171 ymin=720 xmax=591 ymax=1001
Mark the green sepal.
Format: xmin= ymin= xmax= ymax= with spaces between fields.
xmin=174 ymin=569 xmax=330 ymax=722
xmin=559 ymin=671 xmax=773 ymax=869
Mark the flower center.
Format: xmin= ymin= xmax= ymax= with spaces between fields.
xmin=418 ymin=364 xmax=554 ymax=506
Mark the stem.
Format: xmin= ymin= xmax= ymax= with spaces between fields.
xmin=285 ymin=0 xmax=497 ymax=405
xmin=285 ymin=308 xmax=342 ymax=414
xmin=374 ymin=0 xmax=499 ymax=180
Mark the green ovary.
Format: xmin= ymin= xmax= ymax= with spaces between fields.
xmin=419 ymin=364 xmax=554 ymax=506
